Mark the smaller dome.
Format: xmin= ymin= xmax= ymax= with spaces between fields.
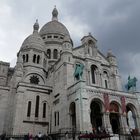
xmin=21 ymin=33 xmax=45 ymax=51
xmin=21 ymin=21 xmax=45 ymax=51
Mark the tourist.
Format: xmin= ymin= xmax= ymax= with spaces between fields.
xmin=65 ymin=131 xmax=68 ymax=140
xmin=29 ymin=134 xmax=33 ymax=140
xmin=37 ymin=132 xmax=42 ymax=140
xmin=24 ymin=133 xmax=29 ymax=140
xmin=92 ymin=127 xmax=96 ymax=134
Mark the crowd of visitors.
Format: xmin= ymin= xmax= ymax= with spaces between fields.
xmin=24 ymin=132 xmax=48 ymax=140
xmin=0 ymin=132 xmax=49 ymax=140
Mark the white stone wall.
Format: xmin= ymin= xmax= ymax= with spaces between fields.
xmin=0 ymin=86 xmax=9 ymax=133
xmin=0 ymin=62 xmax=10 ymax=86
xmin=12 ymin=83 xmax=51 ymax=135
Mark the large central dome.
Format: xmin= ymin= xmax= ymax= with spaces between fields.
xmin=39 ymin=7 xmax=70 ymax=37
xmin=40 ymin=20 xmax=70 ymax=37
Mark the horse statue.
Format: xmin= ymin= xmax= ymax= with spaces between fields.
xmin=74 ymin=63 xmax=84 ymax=80
xmin=125 ymin=76 xmax=137 ymax=91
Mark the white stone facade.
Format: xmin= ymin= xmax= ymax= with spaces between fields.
xmin=0 ymin=8 xmax=140 ymax=139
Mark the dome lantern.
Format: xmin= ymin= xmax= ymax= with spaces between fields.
xmin=52 ymin=6 xmax=58 ymax=21
xmin=33 ymin=19 xmax=39 ymax=33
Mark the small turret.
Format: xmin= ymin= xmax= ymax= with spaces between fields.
xmin=14 ymin=52 xmax=23 ymax=84
xmin=107 ymin=49 xmax=117 ymax=66
xmin=60 ymin=35 xmax=73 ymax=64
xmin=62 ymin=35 xmax=73 ymax=53
xmin=107 ymin=49 xmax=122 ymax=90
xmin=16 ymin=52 xmax=23 ymax=71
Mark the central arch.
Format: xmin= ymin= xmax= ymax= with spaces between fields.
xmin=90 ymin=99 xmax=103 ymax=130
xmin=109 ymin=102 xmax=121 ymax=134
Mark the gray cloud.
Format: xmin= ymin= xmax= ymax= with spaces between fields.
xmin=0 ymin=0 xmax=140 ymax=90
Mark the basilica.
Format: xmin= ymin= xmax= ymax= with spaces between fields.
xmin=0 ymin=7 xmax=140 ymax=139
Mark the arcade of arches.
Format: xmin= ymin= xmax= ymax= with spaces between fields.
xmin=69 ymin=99 xmax=139 ymax=134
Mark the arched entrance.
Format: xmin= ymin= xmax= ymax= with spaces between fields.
xmin=126 ymin=104 xmax=137 ymax=131
xmin=69 ymin=102 xmax=76 ymax=129
xmin=109 ymin=102 xmax=120 ymax=134
xmin=90 ymin=100 xmax=103 ymax=130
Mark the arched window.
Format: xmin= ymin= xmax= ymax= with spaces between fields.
xmin=47 ymin=49 xmax=51 ymax=59
xmin=43 ymin=59 xmax=46 ymax=68
xmin=103 ymin=71 xmax=108 ymax=88
xmin=88 ymin=40 xmax=94 ymax=56
xmin=57 ymin=112 xmax=59 ymax=125
xmin=33 ymin=54 xmax=36 ymax=63
xmin=105 ymin=80 xmax=108 ymax=88
xmin=23 ymin=55 xmax=25 ymax=62
xmin=43 ymin=103 xmax=46 ymax=118
xmin=53 ymin=49 xmax=58 ymax=59
xmin=35 ymin=95 xmax=40 ymax=117
xmin=88 ymin=47 xmax=90 ymax=54
xmin=27 ymin=101 xmax=31 ymax=117
xmin=54 ymin=111 xmax=59 ymax=126
xmin=54 ymin=112 xmax=57 ymax=126
xmin=91 ymin=65 xmax=98 ymax=84
xmin=69 ymin=102 xmax=76 ymax=129
xmin=26 ymin=54 xmax=29 ymax=62
xmin=88 ymin=40 xmax=94 ymax=46
xmin=37 ymin=55 xmax=40 ymax=64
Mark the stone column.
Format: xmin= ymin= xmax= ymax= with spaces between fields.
xmin=99 ymin=73 xmax=102 ymax=87
xmin=75 ymin=99 xmax=80 ymax=131
xmin=51 ymin=49 xmax=53 ymax=59
xmin=103 ymin=112 xmax=112 ymax=133
xmin=76 ymin=81 xmax=84 ymax=132
xmin=29 ymin=49 xmax=33 ymax=62
xmin=95 ymin=71 xmax=100 ymax=85
xmin=82 ymin=100 xmax=92 ymax=132
xmin=41 ymin=52 xmax=44 ymax=65
xmin=135 ymin=114 xmax=140 ymax=132
xmin=75 ymin=80 xmax=92 ymax=132
xmin=120 ymin=113 xmax=130 ymax=134
xmin=85 ymin=68 xmax=90 ymax=85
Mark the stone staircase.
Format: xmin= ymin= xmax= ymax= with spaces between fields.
xmin=110 ymin=134 xmax=119 ymax=140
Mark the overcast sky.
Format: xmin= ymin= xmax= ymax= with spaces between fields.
xmin=0 ymin=0 xmax=140 ymax=91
